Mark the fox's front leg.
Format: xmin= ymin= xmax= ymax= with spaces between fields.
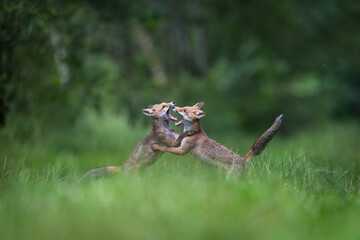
xmin=152 ymin=140 xmax=192 ymax=155
xmin=171 ymin=130 xmax=195 ymax=147
xmin=165 ymin=130 xmax=197 ymax=147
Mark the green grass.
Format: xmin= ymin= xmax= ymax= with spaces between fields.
xmin=0 ymin=113 xmax=359 ymax=240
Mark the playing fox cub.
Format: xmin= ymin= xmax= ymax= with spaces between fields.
xmin=79 ymin=101 xmax=194 ymax=181
xmin=152 ymin=102 xmax=282 ymax=176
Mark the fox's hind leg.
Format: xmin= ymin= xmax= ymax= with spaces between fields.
xmin=77 ymin=166 xmax=122 ymax=183
xmin=226 ymin=162 xmax=246 ymax=179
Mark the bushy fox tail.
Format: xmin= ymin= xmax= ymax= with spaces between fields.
xmin=76 ymin=166 xmax=122 ymax=184
xmin=243 ymin=114 xmax=283 ymax=163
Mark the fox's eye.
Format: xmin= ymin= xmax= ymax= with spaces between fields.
xmin=161 ymin=106 xmax=165 ymax=110
xmin=184 ymin=110 xmax=187 ymax=113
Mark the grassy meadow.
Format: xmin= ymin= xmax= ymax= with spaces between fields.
xmin=0 ymin=113 xmax=360 ymax=240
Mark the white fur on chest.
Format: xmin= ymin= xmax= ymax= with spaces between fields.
xmin=183 ymin=120 xmax=192 ymax=132
xmin=180 ymin=138 xmax=187 ymax=147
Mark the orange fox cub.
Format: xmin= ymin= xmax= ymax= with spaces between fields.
xmin=79 ymin=101 xmax=193 ymax=181
xmin=152 ymin=102 xmax=282 ymax=177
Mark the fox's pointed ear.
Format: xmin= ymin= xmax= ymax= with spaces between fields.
xmin=195 ymin=110 xmax=206 ymax=118
xmin=142 ymin=108 xmax=154 ymax=116
xmin=193 ymin=102 xmax=205 ymax=110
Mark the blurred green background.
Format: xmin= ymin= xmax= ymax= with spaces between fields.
xmin=1 ymin=1 xmax=360 ymax=240
xmin=1 ymin=0 xmax=359 ymax=138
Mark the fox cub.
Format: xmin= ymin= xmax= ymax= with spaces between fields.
xmin=153 ymin=102 xmax=282 ymax=177
xmin=79 ymin=101 xmax=194 ymax=181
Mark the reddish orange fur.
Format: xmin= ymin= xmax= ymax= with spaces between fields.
xmin=153 ymin=102 xmax=282 ymax=177
xmin=78 ymin=102 xmax=194 ymax=182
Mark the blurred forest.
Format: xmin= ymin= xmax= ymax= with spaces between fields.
xmin=1 ymin=0 xmax=360 ymax=138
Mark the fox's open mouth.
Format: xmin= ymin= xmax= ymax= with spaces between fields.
xmin=166 ymin=108 xmax=177 ymax=121
xmin=175 ymin=118 xmax=184 ymax=126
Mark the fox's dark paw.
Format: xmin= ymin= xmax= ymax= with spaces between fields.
xmin=184 ymin=130 xmax=197 ymax=136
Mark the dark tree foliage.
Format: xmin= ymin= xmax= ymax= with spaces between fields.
xmin=1 ymin=0 xmax=359 ymax=135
